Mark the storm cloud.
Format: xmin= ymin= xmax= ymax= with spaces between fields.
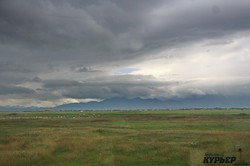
xmin=1 ymin=0 xmax=250 ymax=106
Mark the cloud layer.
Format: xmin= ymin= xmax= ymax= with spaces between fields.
xmin=1 ymin=0 xmax=250 ymax=106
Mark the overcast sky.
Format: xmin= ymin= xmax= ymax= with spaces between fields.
xmin=1 ymin=0 xmax=250 ymax=107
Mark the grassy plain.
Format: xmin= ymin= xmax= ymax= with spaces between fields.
xmin=0 ymin=110 xmax=250 ymax=166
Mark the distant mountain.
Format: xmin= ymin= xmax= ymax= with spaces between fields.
xmin=1 ymin=95 xmax=250 ymax=111
xmin=54 ymin=97 xmax=172 ymax=110
xmin=53 ymin=95 xmax=250 ymax=110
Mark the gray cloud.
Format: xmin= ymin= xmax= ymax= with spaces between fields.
xmin=2 ymin=0 xmax=249 ymax=64
xmin=1 ymin=0 xmax=250 ymax=106
xmin=43 ymin=79 xmax=82 ymax=88
xmin=0 ymin=85 xmax=34 ymax=95
xmin=71 ymin=65 xmax=100 ymax=73
xmin=38 ymin=75 xmax=171 ymax=99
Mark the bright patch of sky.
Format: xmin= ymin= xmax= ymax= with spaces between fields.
xmin=113 ymin=68 xmax=139 ymax=75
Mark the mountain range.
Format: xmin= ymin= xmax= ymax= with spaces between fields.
xmin=1 ymin=95 xmax=250 ymax=111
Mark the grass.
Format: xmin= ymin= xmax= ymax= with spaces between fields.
xmin=0 ymin=110 xmax=249 ymax=166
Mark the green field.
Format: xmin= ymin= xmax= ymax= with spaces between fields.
xmin=0 ymin=110 xmax=250 ymax=166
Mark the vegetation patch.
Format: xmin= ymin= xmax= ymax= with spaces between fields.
xmin=0 ymin=110 xmax=249 ymax=166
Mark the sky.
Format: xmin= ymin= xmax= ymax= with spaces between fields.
xmin=1 ymin=0 xmax=250 ymax=107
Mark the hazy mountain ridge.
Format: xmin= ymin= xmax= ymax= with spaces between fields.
xmin=53 ymin=96 xmax=250 ymax=110
xmin=1 ymin=95 xmax=250 ymax=111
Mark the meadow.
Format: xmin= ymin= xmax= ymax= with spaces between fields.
xmin=0 ymin=110 xmax=249 ymax=166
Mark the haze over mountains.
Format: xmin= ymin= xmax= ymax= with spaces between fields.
xmin=1 ymin=96 xmax=250 ymax=111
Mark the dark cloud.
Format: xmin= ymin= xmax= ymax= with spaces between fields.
xmin=0 ymin=85 xmax=34 ymax=95
xmin=0 ymin=0 xmax=250 ymax=106
xmin=0 ymin=61 xmax=30 ymax=73
xmin=39 ymin=75 xmax=177 ymax=99
xmin=30 ymin=75 xmax=250 ymax=102
xmin=43 ymin=79 xmax=82 ymax=88
xmin=0 ymin=61 xmax=34 ymax=85
xmin=31 ymin=76 xmax=43 ymax=82
xmin=71 ymin=65 xmax=100 ymax=73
